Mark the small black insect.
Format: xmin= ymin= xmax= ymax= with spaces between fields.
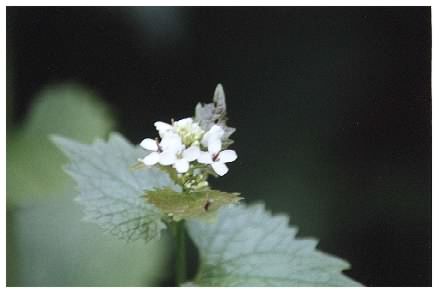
xmin=204 ymin=199 xmax=213 ymax=211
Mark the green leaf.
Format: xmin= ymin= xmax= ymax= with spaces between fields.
xmin=186 ymin=203 xmax=361 ymax=286
xmin=7 ymin=194 xmax=171 ymax=286
xmin=145 ymin=188 xmax=242 ymax=221
xmin=7 ymin=84 xmax=114 ymax=207
xmin=23 ymin=84 xmax=114 ymax=140
xmin=194 ymin=84 xmax=236 ymax=146
xmin=52 ymin=133 xmax=178 ymax=242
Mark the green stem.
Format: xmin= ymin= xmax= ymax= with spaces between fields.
xmin=173 ymin=220 xmax=187 ymax=286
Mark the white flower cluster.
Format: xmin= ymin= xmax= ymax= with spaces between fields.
xmin=139 ymin=118 xmax=237 ymax=176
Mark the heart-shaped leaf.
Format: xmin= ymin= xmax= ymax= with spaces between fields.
xmin=52 ymin=133 xmax=178 ymax=242
xmin=186 ymin=203 xmax=361 ymax=286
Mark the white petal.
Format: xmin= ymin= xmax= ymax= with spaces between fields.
xmin=197 ymin=151 xmax=213 ymax=164
xmin=183 ymin=145 xmax=200 ymax=162
xmin=159 ymin=151 xmax=177 ymax=166
xmin=209 ymin=124 xmax=225 ymax=137
xmin=174 ymin=159 xmax=190 ymax=173
xmin=212 ymin=162 xmax=228 ymax=176
xmin=208 ymin=138 xmax=222 ymax=154
xmin=140 ymin=138 xmax=158 ymax=151
xmin=201 ymin=135 xmax=209 ymax=147
xmin=174 ymin=117 xmax=193 ymax=127
xmin=202 ymin=124 xmax=225 ymax=146
xmin=218 ymin=150 xmax=237 ymax=163
xmin=142 ymin=152 xmax=160 ymax=166
xmin=160 ymin=133 xmax=184 ymax=153
xmin=154 ymin=121 xmax=173 ymax=136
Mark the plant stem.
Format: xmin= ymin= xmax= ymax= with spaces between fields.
xmin=173 ymin=220 xmax=186 ymax=286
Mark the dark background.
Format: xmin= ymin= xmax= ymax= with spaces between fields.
xmin=7 ymin=7 xmax=431 ymax=286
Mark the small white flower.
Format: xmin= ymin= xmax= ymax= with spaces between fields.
xmin=160 ymin=132 xmax=184 ymax=153
xmin=173 ymin=145 xmax=201 ymax=173
xmin=141 ymin=118 xmax=236 ymax=176
xmin=140 ymin=132 xmax=184 ymax=167
xmin=154 ymin=118 xmax=205 ymax=146
xmin=201 ymin=124 xmax=224 ymax=146
xmin=173 ymin=117 xmax=205 ymax=145
xmin=198 ymin=138 xmax=237 ymax=176
xmin=140 ymin=132 xmax=201 ymax=173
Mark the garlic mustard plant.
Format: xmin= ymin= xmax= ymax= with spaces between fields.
xmin=52 ymin=83 xmax=361 ymax=287
xmin=136 ymin=85 xmax=241 ymax=225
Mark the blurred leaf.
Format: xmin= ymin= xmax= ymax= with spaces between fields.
xmin=145 ymin=188 xmax=241 ymax=221
xmin=7 ymin=84 xmax=114 ymax=207
xmin=52 ymin=133 xmax=178 ymax=242
xmin=7 ymin=194 xmax=171 ymax=286
xmin=186 ymin=203 xmax=361 ymax=286
xmin=7 ymin=84 xmax=171 ymax=286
